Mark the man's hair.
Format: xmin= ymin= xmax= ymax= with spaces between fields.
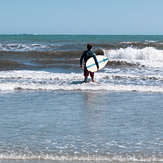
xmin=87 ymin=43 xmax=92 ymax=51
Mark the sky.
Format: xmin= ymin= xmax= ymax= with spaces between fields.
xmin=0 ymin=0 xmax=163 ymax=35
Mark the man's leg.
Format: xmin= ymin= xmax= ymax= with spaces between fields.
xmin=84 ymin=76 xmax=88 ymax=83
xmin=84 ymin=65 xmax=89 ymax=82
xmin=90 ymin=72 xmax=95 ymax=82
xmin=91 ymin=77 xmax=95 ymax=82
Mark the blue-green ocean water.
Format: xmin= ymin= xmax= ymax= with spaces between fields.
xmin=0 ymin=35 xmax=163 ymax=162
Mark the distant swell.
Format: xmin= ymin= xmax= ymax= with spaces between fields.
xmin=1 ymin=40 xmax=163 ymax=52
xmin=0 ymin=49 xmax=103 ymax=59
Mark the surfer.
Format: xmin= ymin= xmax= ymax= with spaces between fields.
xmin=80 ymin=43 xmax=99 ymax=82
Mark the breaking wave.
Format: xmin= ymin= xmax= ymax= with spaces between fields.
xmin=104 ymin=47 xmax=163 ymax=68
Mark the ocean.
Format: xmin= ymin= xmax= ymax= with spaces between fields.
xmin=0 ymin=35 xmax=163 ymax=163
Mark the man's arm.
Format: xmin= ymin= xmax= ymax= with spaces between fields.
xmin=93 ymin=54 xmax=99 ymax=70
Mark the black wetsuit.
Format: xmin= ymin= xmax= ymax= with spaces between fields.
xmin=80 ymin=50 xmax=99 ymax=68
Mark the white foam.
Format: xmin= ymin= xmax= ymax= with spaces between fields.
xmin=104 ymin=47 xmax=163 ymax=68
xmin=0 ymin=70 xmax=163 ymax=92
xmin=0 ymin=153 xmax=162 ymax=162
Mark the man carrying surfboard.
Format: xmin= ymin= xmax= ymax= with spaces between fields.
xmin=80 ymin=43 xmax=99 ymax=82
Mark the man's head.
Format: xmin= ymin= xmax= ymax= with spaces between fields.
xmin=87 ymin=43 xmax=92 ymax=51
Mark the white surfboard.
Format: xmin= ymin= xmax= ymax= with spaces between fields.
xmin=86 ymin=55 xmax=109 ymax=72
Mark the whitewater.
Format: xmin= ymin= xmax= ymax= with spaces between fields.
xmin=0 ymin=69 xmax=163 ymax=92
